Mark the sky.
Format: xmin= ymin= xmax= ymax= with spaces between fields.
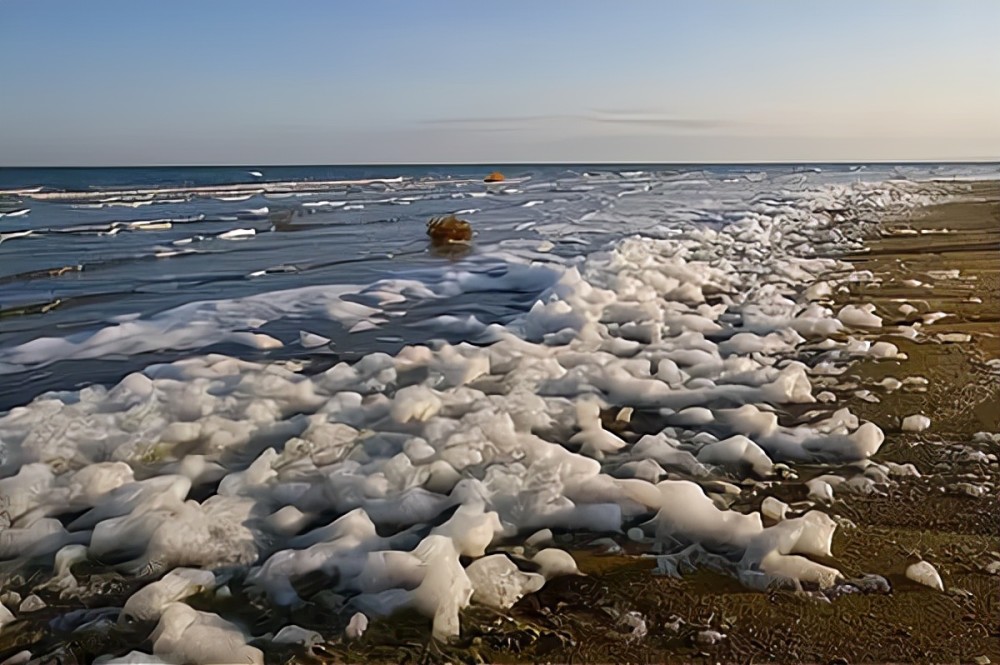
xmin=1 ymin=1 xmax=998 ymax=165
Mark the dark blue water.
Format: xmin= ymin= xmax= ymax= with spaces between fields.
xmin=1 ymin=162 xmax=992 ymax=191
xmin=0 ymin=165 xmax=496 ymax=191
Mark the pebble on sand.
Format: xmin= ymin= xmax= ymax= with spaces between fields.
xmin=901 ymin=414 xmax=931 ymax=432
xmin=905 ymin=560 xmax=944 ymax=591
xmin=0 ymin=601 xmax=13 ymax=630
xmin=345 ymin=612 xmax=369 ymax=639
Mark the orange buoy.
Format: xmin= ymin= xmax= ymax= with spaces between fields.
xmin=484 ymin=171 xmax=506 ymax=183
xmin=426 ymin=214 xmax=473 ymax=244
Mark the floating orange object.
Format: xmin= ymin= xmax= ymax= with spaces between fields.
xmin=484 ymin=171 xmax=506 ymax=183
xmin=427 ymin=214 xmax=473 ymax=244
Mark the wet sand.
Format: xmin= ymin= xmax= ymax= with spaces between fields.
xmin=1 ymin=183 xmax=997 ymax=664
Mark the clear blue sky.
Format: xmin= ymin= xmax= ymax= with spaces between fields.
xmin=2 ymin=0 xmax=998 ymax=165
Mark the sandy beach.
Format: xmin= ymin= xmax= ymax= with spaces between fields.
xmin=1 ymin=174 xmax=997 ymax=665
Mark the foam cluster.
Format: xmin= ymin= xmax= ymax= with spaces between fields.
xmin=0 ymin=179 xmax=947 ymax=661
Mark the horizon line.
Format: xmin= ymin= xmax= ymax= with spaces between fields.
xmin=2 ymin=158 xmax=999 ymax=169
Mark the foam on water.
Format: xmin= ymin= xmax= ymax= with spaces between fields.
xmin=0 ymin=257 xmax=565 ymax=373
xmin=0 ymin=171 xmax=981 ymax=657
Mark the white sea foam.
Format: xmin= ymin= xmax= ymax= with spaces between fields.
xmin=0 ymin=285 xmax=373 ymax=370
xmin=0 ymin=177 xmax=959 ymax=650
xmin=218 ymin=228 xmax=256 ymax=240
xmin=240 ymin=206 xmax=270 ymax=217
xmin=301 ymin=200 xmax=347 ymax=208
xmin=0 ymin=230 xmax=33 ymax=244
xmin=0 ymin=258 xmax=562 ymax=373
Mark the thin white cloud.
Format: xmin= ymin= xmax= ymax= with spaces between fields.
xmin=419 ymin=110 xmax=742 ymax=133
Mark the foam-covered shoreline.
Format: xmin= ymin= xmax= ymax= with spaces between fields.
xmin=0 ymin=177 xmax=980 ymax=662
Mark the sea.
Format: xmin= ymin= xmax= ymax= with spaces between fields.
xmin=2 ymin=162 xmax=995 ymax=412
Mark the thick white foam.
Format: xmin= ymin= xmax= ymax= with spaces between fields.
xmin=0 ymin=177 xmax=956 ymax=653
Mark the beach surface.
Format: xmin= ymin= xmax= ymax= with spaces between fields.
xmin=0 ymin=169 xmax=997 ymax=664
xmin=328 ymin=184 xmax=1000 ymax=665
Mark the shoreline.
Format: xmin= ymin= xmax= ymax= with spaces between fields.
xmin=0 ymin=180 xmax=997 ymax=664
xmin=261 ymin=183 xmax=1000 ymax=664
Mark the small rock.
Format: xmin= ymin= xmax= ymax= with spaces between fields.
xmin=761 ymin=496 xmax=789 ymax=521
xmin=18 ymin=595 xmax=46 ymax=613
xmin=906 ymin=561 xmax=944 ymax=591
xmin=807 ymin=478 xmax=835 ymax=503
xmin=345 ymin=612 xmax=369 ymax=639
xmin=878 ymin=377 xmax=903 ymax=391
xmin=0 ymin=602 xmax=14 ymax=629
xmin=984 ymin=561 xmax=1000 ymax=575
xmin=901 ymin=414 xmax=931 ymax=432
xmin=851 ymin=573 xmax=891 ymax=594
xmin=973 ymin=656 xmax=990 ymax=665
xmin=0 ymin=592 xmax=21 ymax=608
